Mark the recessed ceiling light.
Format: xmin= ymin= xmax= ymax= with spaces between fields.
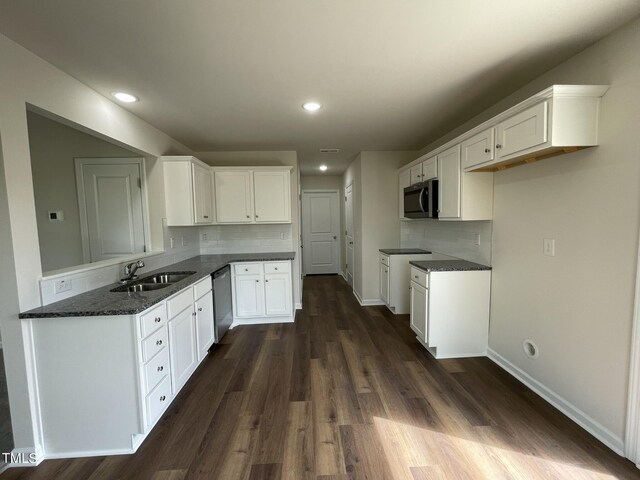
xmin=302 ymin=101 xmax=322 ymax=112
xmin=112 ymin=92 xmax=139 ymax=103
xmin=319 ymin=165 xmax=328 ymax=171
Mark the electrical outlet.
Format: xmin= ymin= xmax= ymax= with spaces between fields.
xmin=280 ymin=232 xmax=286 ymax=240
xmin=181 ymin=236 xmax=186 ymax=247
xmin=54 ymin=279 xmax=72 ymax=294
xmin=202 ymin=233 xmax=208 ymax=241
xmin=170 ymin=237 xmax=175 ymax=249
xmin=543 ymin=238 xmax=555 ymax=256
xmin=474 ymin=233 xmax=481 ymax=246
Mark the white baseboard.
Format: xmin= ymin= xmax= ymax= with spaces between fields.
xmin=352 ymin=290 xmax=385 ymax=307
xmin=43 ymin=447 xmax=135 ymax=460
xmin=295 ymin=302 xmax=302 ymax=310
xmin=230 ymin=316 xmax=295 ymax=329
xmin=487 ymin=348 xmax=624 ymax=455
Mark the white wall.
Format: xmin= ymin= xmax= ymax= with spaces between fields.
xmin=415 ymin=17 xmax=640 ymax=450
xmin=0 ymin=33 xmax=191 ymax=455
xmin=27 ymin=111 xmax=140 ymax=272
xmin=195 ymin=151 xmax=302 ymax=307
xmin=343 ymin=152 xmax=417 ymax=302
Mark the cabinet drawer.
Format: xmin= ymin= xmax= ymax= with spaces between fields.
xmin=142 ymin=327 xmax=168 ymax=363
xmin=410 ymin=267 xmax=428 ymax=288
xmin=144 ymin=347 xmax=169 ymax=393
xmin=145 ymin=375 xmax=171 ymax=427
xmin=139 ymin=303 xmax=167 ymax=338
xmin=167 ymin=287 xmax=193 ymax=318
xmin=193 ymin=276 xmax=212 ymax=300
xmin=234 ymin=263 xmax=262 ymax=275
xmin=264 ymin=262 xmax=289 ymax=274
xmin=380 ymin=254 xmax=389 ymax=267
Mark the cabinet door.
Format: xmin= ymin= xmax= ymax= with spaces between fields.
xmin=168 ymin=307 xmax=198 ymax=394
xmin=422 ymin=156 xmax=438 ymax=181
xmin=410 ymin=164 xmax=423 ymax=185
xmin=461 ymin=128 xmax=495 ymax=169
xmin=437 ymin=144 xmax=461 ymax=219
xmin=398 ymin=169 xmax=411 ymax=219
xmin=195 ymin=291 xmax=215 ymax=361
xmin=496 ymin=101 xmax=548 ymax=159
xmin=254 ymin=171 xmax=291 ymax=223
xmin=234 ymin=274 xmax=265 ymax=318
xmin=380 ymin=263 xmax=390 ymax=304
xmin=409 ymin=281 xmax=428 ymax=342
xmin=264 ymin=272 xmax=292 ymax=317
xmin=214 ymin=170 xmax=253 ymax=223
xmin=192 ymin=163 xmax=213 ymax=224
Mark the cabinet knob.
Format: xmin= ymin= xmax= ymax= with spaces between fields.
xmin=160 ymin=395 xmax=166 ymax=402
xmin=274 ymin=267 xmax=278 ymax=270
xmin=155 ymin=317 xmax=161 ymax=323
xmin=246 ymin=215 xmax=250 ymax=218
xmin=192 ymin=312 xmax=197 ymax=317
xmin=255 ymin=280 xmax=259 ymax=283
xmin=496 ymin=144 xmax=502 ymax=149
xmin=204 ymin=215 xmax=209 ymax=219
xmin=265 ymin=279 xmax=269 ymax=283
xmin=414 ymin=275 xmax=418 ymax=279
xmin=156 ymin=340 xmax=163 ymax=346
xmin=245 ymin=268 xmax=248 ymax=271
xmin=198 ymin=307 xmax=203 ymax=312
xmin=255 ymin=214 xmax=259 ymax=218
xmin=157 ymin=366 xmax=164 ymax=372
xmin=484 ymin=148 xmax=491 ymax=153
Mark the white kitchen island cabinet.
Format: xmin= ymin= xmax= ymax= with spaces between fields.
xmin=409 ymin=262 xmax=491 ymax=359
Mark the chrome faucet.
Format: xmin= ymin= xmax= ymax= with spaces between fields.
xmin=121 ymin=260 xmax=145 ymax=283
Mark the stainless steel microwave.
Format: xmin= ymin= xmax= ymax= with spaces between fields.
xmin=404 ymin=180 xmax=438 ymax=218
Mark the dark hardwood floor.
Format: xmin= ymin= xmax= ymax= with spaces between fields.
xmin=3 ymin=274 xmax=639 ymax=479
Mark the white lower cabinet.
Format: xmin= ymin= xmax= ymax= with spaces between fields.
xmin=168 ymin=306 xmax=198 ymax=395
xmin=409 ymin=266 xmax=491 ymax=359
xmin=28 ymin=275 xmax=215 ymax=458
xmin=380 ymin=262 xmax=390 ymax=304
xmin=233 ymin=261 xmax=293 ymax=323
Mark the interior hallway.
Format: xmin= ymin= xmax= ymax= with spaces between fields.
xmin=2 ymin=275 xmax=638 ymax=479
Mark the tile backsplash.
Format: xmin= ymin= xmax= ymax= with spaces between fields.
xmin=401 ymin=219 xmax=492 ymax=265
xmin=39 ymin=222 xmax=294 ymax=305
xmin=200 ymin=224 xmax=293 ymax=254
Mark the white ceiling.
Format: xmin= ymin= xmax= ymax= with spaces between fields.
xmin=0 ymin=1 xmax=638 ymax=175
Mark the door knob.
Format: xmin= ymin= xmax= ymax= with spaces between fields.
xmin=333 ymin=236 xmax=337 ymax=240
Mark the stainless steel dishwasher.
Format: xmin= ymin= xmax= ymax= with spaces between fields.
xmin=212 ymin=266 xmax=233 ymax=342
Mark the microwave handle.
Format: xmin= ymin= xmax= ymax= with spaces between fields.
xmin=418 ymin=188 xmax=426 ymax=212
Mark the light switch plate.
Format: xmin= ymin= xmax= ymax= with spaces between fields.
xmin=543 ymin=238 xmax=556 ymax=256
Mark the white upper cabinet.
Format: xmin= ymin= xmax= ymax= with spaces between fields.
xmin=214 ymin=170 xmax=253 ymax=223
xmin=461 ymin=128 xmax=495 ymax=169
xmin=410 ymin=164 xmax=423 ymax=185
xmin=192 ymin=163 xmax=213 ymax=224
xmin=163 ymin=156 xmax=214 ymax=226
xmin=437 ymin=145 xmax=461 ymax=219
xmin=422 ymin=156 xmax=438 ymax=181
xmin=213 ymin=167 xmax=292 ymax=224
xmin=496 ymin=101 xmax=548 ymax=159
xmin=253 ymin=170 xmax=291 ymax=223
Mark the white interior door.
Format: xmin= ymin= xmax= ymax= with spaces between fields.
xmin=345 ymin=184 xmax=354 ymax=287
xmin=75 ymin=158 xmax=146 ymax=263
xmin=302 ymin=191 xmax=340 ymax=275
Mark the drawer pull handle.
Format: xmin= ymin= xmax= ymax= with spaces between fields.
xmin=160 ymin=395 xmax=166 ymax=402
xmin=156 ymin=340 xmax=163 ymax=346
xmin=157 ymin=366 xmax=164 ymax=372
xmin=154 ymin=317 xmax=161 ymax=323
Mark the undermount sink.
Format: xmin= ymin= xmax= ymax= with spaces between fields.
xmin=141 ymin=272 xmax=196 ymax=284
xmin=110 ymin=271 xmax=196 ymax=293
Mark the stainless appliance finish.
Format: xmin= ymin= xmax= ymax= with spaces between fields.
xmin=212 ymin=265 xmax=233 ymax=342
xmin=404 ymin=179 xmax=438 ymax=219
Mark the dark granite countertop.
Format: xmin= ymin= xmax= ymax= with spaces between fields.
xmin=409 ymin=259 xmax=491 ymax=272
xmin=20 ymin=252 xmax=295 ymax=319
xmin=379 ymin=249 xmax=432 ymax=255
